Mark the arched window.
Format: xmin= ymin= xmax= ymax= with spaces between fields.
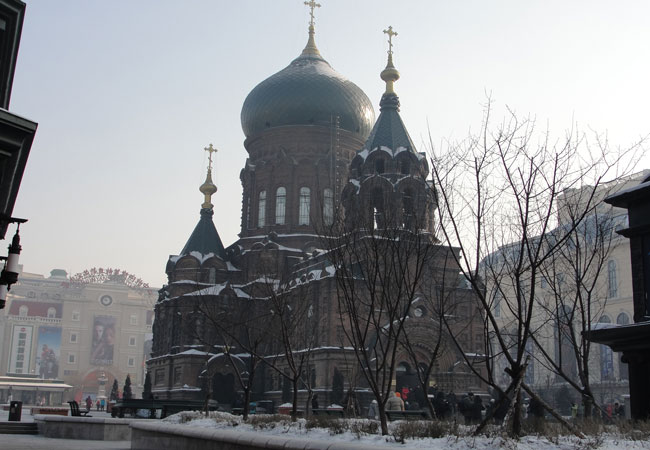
xmin=19 ymin=305 xmax=28 ymax=317
xmin=400 ymin=159 xmax=410 ymax=175
xmin=616 ymin=312 xmax=630 ymax=325
xmin=403 ymin=188 xmax=414 ymax=228
xmin=47 ymin=307 xmax=56 ymax=318
xmin=323 ymin=188 xmax=333 ymax=226
xmin=372 ymin=188 xmax=383 ymax=229
xmin=257 ymin=190 xmax=266 ymax=227
xmin=607 ymin=260 xmax=617 ymax=298
xmin=275 ymin=187 xmax=286 ymax=225
xmin=598 ymin=315 xmax=614 ymax=380
xmin=299 ymin=187 xmax=310 ymax=225
xmin=375 ymin=159 xmax=385 ymax=174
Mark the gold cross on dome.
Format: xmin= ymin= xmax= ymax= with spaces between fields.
xmin=383 ymin=25 xmax=398 ymax=54
xmin=204 ymin=143 xmax=218 ymax=171
xmin=304 ymin=0 xmax=321 ymax=27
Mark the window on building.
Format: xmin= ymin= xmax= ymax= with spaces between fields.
xmin=18 ymin=305 xmax=28 ymax=317
xmin=129 ymin=336 xmax=137 ymax=347
xmin=493 ymin=290 xmax=502 ymax=318
xmin=299 ymin=187 xmax=310 ymax=225
xmin=375 ymin=158 xmax=385 ymax=174
xmin=608 ymin=260 xmax=618 ymax=298
xmin=323 ymin=188 xmax=333 ymax=226
xmin=127 ymin=357 xmax=135 ymax=367
xmin=275 ymin=187 xmax=286 ymax=225
xmin=70 ymin=332 xmax=78 ymax=344
xmin=47 ymin=307 xmax=56 ymax=318
xmin=173 ymin=366 xmax=182 ymax=385
xmin=400 ymin=159 xmax=410 ymax=175
xmin=72 ymin=310 xmax=80 ymax=321
xmin=68 ymin=353 xmax=76 ymax=364
xmin=598 ymin=315 xmax=614 ymax=381
xmin=208 ymin=267 xmax=216 ymax=284
xmin=402 ymin=188 xmax=414 ymax=228
xmin=154 ymin=368 xmax=165 ymax=385
xmin=130 ymin=314 xmax=138 ymax=326
xmin=258 ymin=190 xmax=266 ymax=227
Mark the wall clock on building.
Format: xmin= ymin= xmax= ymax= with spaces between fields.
xmin=99 ymin=295 xmax=113 ymax=307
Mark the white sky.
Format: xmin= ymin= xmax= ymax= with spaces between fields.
xmin=8 ymin=0 xmax=650 ymax=288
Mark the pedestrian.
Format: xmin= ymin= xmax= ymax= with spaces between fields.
xmin=367 ymin=400 xmax=379 ymax=419
xmin=100 ymin=398 xmax=105 ymax=411
xmin=85 ymin=395 xmax=93 ymax=412
xmin=471 ymin=395 xmax=484 ymax=425
xmin=571 ymin=403 xmax=578 ymax=420
xmin=386 ymin=391 xmax=404 ymax=411
xmin=96 ymin=399 xmax=100 ymax=411
xmin=311 ymin=394 xmax=319 ymax=411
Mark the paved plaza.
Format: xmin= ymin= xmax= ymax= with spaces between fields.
xmin=1 ymin=407 xmax=129 ymax=449
xmin=0 ymin=434 xmax=130 ymax=449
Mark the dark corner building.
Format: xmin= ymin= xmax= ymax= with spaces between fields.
xmin=586 ymin=173 xmax=650 ymax=420
xmin=0 ymin=0 xmax=37 ymax=294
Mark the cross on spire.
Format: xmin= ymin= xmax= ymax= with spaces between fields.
xmin=204 ymin=143 xmax=218 ymax=171
xmin=304 ymin=0 xmax=321 ymax=27
xmin=383 ymin=25 xmax=398 ymax=55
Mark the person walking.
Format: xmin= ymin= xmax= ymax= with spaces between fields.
xmin=386 ymin=392 xmax=405 ymax=411
xmin=367 ymin=400 xmax=378 ymax=419
xmin=85 ymin=395 xmax=93 ymax=412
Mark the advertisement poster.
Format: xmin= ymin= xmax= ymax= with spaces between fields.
xmin=90 ymin=316 xmax=116 ymax=365
xmin=8 ymin=325 xmax=33 ymax=374
xmin=36 ymin=326 xmax=61 ymax=379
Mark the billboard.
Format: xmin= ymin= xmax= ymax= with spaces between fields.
xmin=36 ymin=326 xmax=61 ymax=379
xmin=90 ymin=316 xmax=115 ymax=365
xmin=8 ymin=325 xmax=33 ymax=374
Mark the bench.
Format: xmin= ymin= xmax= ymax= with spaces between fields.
xmin=68 ymin=401 xmax=91 ymax=417
xmin=111 ymin=399 xmax=210 ymax=419
xmin=312 ymin=408 xmax=345 ymax=418
xmin=385 ymin=410 xmax=429 ymax=421
xmin=31 ymin=407 xmax=68 ymax=416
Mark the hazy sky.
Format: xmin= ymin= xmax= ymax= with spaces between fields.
xmin=8 ymin=0 xmax=650 ymax=288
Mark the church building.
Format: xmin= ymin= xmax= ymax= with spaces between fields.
xmin=149 ymin=6 xmax=485 ymax=411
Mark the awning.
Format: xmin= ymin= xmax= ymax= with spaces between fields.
xmin=0 ymin=381 xmax=72 ymax=390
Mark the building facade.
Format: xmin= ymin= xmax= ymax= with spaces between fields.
xmin=489 ymin=171 xmax=649 ymax=410
xmin=0 ymin=267 xmax=155 ymax=404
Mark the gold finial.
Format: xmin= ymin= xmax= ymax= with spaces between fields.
xmin=200 ymin=143 xmax=218 ymax=210
xmin=301 ymin=0 xmax=322 ymax=58
xmin=380 ymin=26 xmax=400 ymax=95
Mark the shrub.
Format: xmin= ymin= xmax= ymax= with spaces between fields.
xmin=390 ymin=420 xmax=450 ymax=443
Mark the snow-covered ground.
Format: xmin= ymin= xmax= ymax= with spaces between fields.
xmin=162 ymin=411 xmax=650 ymax=449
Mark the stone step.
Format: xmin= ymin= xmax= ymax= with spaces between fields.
xmin=0 ymin=422 xmax=39 ymax=434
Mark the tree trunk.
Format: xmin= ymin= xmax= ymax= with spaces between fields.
xmin=378 ymin=403 xmax=389 ymax=435
xmin=291 ymin=378 xmax=299 ymax=422
xmin=242 ymin=386 xmax=251 ymax=421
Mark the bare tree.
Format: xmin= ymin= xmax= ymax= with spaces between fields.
xmin=323 ymin=205 xmax=440 ymax=435
xmin=428 ymin=102 xmax=641 ymax=436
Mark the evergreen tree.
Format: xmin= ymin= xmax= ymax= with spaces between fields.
xmin=142 ymin=371 xmax=152 ymax=399
xmin=123 ymin=374 xmax=133 ymax=400
xmin=332 ymin=368 xmax=344 ymax=406
xmin=110 ymin=379 xmax=119 ymax=401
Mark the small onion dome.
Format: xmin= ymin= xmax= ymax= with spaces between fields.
xmin=200 ymin=169 xmax=217 ymax=210
xmin=240 ymin=26 xmax=375 ymax=139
